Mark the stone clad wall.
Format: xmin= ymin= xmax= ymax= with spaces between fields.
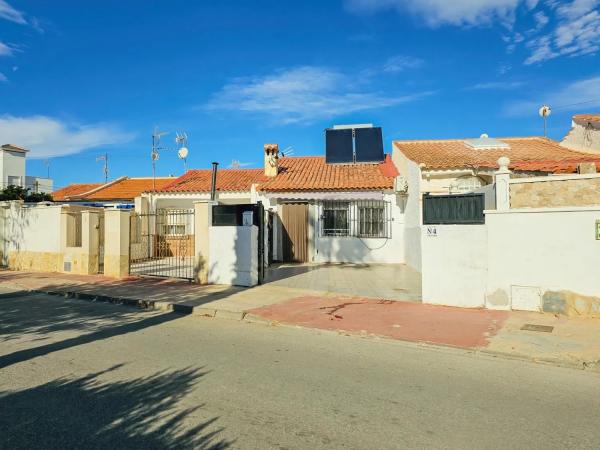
xmin=510 ymin=177 xmax=600 ymax=208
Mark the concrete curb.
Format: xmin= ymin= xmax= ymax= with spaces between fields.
xmin=3 ymin=282 xmax=598 ymax=373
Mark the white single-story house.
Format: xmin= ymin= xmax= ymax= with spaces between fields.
xmin=142 ymin=142 xmax=405 ymax=265
xmin=392 ymin=130 xmax=600 ymax=272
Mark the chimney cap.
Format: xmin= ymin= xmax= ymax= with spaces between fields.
xmin=264 ymin=143 xmax=279 ymax=152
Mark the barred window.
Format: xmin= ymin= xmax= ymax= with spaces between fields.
xmin=157 ymin=209 xmax=192 ymax=236
xmin=320 ymin=200 xmax=391 ymax=238
xmin=322 ymin=202 xmax=349 ymax=236
xmin=359 ymin=203 xmax=385 ymax=238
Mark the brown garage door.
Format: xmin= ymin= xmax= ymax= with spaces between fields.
xmin=281 ymin=203 xmax=308 ymax=263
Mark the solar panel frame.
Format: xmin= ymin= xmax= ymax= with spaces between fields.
xmin=355 ymin=127 xmax=384 ymax=163
xmin=325 ymin=128 xmax=354 ymax=164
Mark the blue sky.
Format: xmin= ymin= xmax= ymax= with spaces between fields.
xmin=1 ymin=0 xmax=599 ymax=190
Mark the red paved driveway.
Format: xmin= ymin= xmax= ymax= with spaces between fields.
xmin=250 ymin=295 xmax=509 ymax=349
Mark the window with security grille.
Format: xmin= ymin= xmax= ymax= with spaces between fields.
xmin=358 ymin=202 xmax=386 ymax=238
xmin=157 ymin=209 xmax=192 ymax=236
xmin=320 ymin=200 xmax=391 ymax=238
xmin=322 ymin=201 xmax=349 ymax=236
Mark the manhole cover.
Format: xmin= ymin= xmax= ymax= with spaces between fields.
xmin=521 ymin=324 xmax=554 ymax=333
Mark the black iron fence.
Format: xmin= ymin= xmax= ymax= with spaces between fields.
xmin=422 ymin=193 xmax=485 ymax=225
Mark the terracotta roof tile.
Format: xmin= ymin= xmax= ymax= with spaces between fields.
xmin=394 ymin=137 xmax=600 ymax=173
xmin=257 ymin=155 xmax=396 ymax=192
xmin=159 ymin=155 xmax=397 ymax=194
xmin=52 ymin=183 xmax=103 ymax=201
xmin=158 ymin=169 xmax=268 ymax=193
xmin=87 ymin=178 xmax=174 ymax=200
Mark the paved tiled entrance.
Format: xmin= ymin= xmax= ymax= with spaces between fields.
xmin=264 ymin=263 xmax=422 ymax=302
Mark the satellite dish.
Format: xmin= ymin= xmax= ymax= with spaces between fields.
xmin=539 ymin=105 xmax=552 ymax=118
xmin=178 ymin=147 xmax=189 ymax=159
xmin=151 ymin=151 xmax=159 ymax=161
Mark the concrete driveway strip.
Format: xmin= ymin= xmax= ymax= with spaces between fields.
xmin=1 ymin=289 xmax=600 ymax=449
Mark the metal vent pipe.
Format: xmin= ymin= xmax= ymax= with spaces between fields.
xmin=210 ymin=162 xmax=219 ymax=201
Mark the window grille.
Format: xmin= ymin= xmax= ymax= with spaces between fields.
xmin=319 ymin=200 xmax=391 ymax=238
xmin=157 ymin=209 xmax=193 ymax=236
xmin=66 ymin=212 xmax=82 ymax=247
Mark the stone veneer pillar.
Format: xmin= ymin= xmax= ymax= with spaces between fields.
xmin=104 ymin=209 xmax=130 ymax=278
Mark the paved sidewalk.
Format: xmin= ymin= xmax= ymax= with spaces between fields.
xmin=249 ymin=294 xmax=600 ymax=371
xmin=0 ymin=270 xmax=299 ymax=319
xmin=1 ymin=269 xmax=599 ymax=371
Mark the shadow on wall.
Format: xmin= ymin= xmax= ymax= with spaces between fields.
xmin=1 ymin=204 xmax=33 ymax=262
xmin=0 ymin=365 xmax=232 ymax=449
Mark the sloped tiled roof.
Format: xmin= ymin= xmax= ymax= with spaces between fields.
xmin=394 ymin=137 xmax=600 ymax=173
xmin=52 ymin=183 xmax=103 ymax=201
xmin=158 ymin=169 xmax=268 ymax=193
xmin=257 ymin=154 xmax=397 ymax=192
xmin=87 ymin=177 xmax=173 ymax=200
xmin=158 ymin=155 xmax=398 ymax=193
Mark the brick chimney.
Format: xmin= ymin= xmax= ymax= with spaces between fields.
xmin=264 ymin=143 xmax=279 ymax=177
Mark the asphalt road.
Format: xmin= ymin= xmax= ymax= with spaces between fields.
xmin=1 ymin=288 xmax=600 ymax=449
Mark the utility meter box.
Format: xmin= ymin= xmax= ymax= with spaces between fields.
xmin=242 ymin=210 xmax=254 ymax=226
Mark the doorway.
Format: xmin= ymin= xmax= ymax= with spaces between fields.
xmin=281 ymin=203 xmax=309 ymax=263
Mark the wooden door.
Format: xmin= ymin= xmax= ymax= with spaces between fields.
xmin=281 ymin=203 xmax=308 ymax=263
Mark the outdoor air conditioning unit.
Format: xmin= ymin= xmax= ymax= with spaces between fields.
xmin=394 ymin=176 xmax=408 ymax=194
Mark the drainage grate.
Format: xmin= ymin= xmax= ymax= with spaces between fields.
xmin=521 ymin=324 xmax=554 ymax=333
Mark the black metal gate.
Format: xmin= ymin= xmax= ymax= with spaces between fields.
xmin=129 ymin=209 xmax=195 ymax=280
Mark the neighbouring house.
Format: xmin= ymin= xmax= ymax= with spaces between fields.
xmin=1 ymin=144 xmax=54 ymax=193
xmin=142 ymin=128 xmax=404 ymax=265
xmin=392 ymin=132 xmax=600 ymax=271
xmin=560 ymin=114 xmax=600 ymax=154
xmin=53 ymin=176 xmax=175 ymax=207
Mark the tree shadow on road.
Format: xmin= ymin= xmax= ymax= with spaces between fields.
xmin=0 ymin=365 xmax=232 ymax=449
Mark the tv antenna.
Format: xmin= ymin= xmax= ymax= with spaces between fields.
xmin=151 ymin=128 xmax=169 ymax=190
xmin=96 ymin=153 xmax=109 ymax=183
xmin=175 ymin=132 xmax=189 ymax=172
xmin=539 ymin=105 xmax=552 ymax=137
xmin=281 ymin=146 xmax=295 ymax=157
xmin=43 ymin=159 xmax=51 ymax=179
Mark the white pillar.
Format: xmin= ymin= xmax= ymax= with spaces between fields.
xmin=495 ymin=156 xmax=511 ymax=211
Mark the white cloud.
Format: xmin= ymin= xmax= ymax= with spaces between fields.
xmin=205 ymin=66 xmax=432 ymax=124
xmin=0 ymin=115 xmax=134 ymax=158
xmin=503 ymin=75 xmax=600 ymax=116
xmin=525 ymin=0 xmax=599 ymax=64
xmin=467 ymin=80 xmax=525 ymax=90
xmin=345 ymin=0 xmax=599 ymax=65
xmin=345 ymin=0 xmax=522 ymax=27
xmin=0 ymin=41 xmax=14 ymax=57
xmin=0 ymin=0 xmax=26 ymax=24
xmin=382 ymin=55 xmax=424 ymax=72
xmin=0 ymin=72 xmax=7 ymax=82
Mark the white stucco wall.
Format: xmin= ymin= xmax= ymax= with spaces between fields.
xmin=1 ymin=149 xmax=26 ymax=187
xmin=421 ymin=224 xmax=487 ymax=308
xmin=208 ymin=225 xmax=258 ymax=286
xmin=402 ymin=158 xmax=423 ymax=272
xmin=312 ymin=193 xmax=405 ymax=264
xmin=560 ymin=120 xmax=600 ymax=154
xmin=485 ymin=207 xmax=600 ymax=310
xmin=2 ymin=203 xmax=62 ymax=254
xmin=420 ymin=206 xmax=600 ymax=311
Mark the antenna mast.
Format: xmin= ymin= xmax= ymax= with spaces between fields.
xmin=539 ymin=105 xmax=552 ymax=138
xmin=43 ymin=159 xmax=51 ymax=179
xmin=96 ymin=153 xmax=109 ymax=183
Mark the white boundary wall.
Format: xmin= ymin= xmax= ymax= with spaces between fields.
xmin=421 ymin=206 xmax=600 ymax=311
xmin=208 ymin=225 xmax=258 ymax=286
xmin=421 ymin=224 xmax=487 ymax=308
xmin=485 ymin=207 xmax=600 ymax=310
